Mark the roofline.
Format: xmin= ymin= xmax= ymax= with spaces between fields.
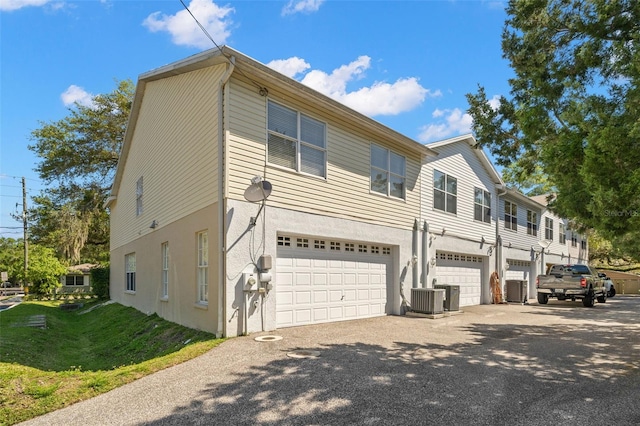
xmin=109 ymin=46 xmax=436 ymax=199
xmin=426 ymin=133 xmax=504 ymax=185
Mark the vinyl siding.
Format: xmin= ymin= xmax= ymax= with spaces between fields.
xmin=498 ymin=196 xmax=542 ymax=251
xmin=110 ymin=65 xmax=225 ymax=249
xmin=225 ymin=76 xmax=422 ymax=230
xmin=421 ymin=141 xmax=497 ymax=241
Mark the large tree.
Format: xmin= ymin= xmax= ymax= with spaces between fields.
xmin=467 ymin=0 xmax=640 ymax=260
xmin=28 ymin=79 xmax=134 ymax=264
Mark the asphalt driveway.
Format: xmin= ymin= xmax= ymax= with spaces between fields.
xmin=21 ymin=297 xmax=640 ymax=425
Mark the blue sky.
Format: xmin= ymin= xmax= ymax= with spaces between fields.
xmin=0 ymin=0 xmax=511 ymax=238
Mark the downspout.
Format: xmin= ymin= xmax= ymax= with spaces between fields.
xmin=412 ymin=218 xmax=419 ymax=289
xmin=495 ymin=184 xmax=507 ymax=293
xmin=422 ymin=221 xmax=429 ymax=288
xmin=217 ymin=56 xmax=235 ymax=338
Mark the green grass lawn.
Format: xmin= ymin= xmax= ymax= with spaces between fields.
xmin=0 ymin=299 xmax=222 ymax=425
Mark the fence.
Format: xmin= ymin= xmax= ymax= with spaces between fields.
xmin=615 ymin=279 xmax=640 ymax=295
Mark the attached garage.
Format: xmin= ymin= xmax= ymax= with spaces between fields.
xmin=275 ymin=235 xmax=392 ymax=328
xmin=506 ymin=259 xmax=532 ymax=282
xmin=435 ymin=251 xmax=484 ymax=306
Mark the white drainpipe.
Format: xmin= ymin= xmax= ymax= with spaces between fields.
xmin=422 ymin=220 xmax=429 ymax=288
xmin=217 ymin=55 xmax=235 ymax=338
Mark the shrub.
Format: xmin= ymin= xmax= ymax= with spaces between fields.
xmin=91 ymin=265 xmax=110 ymax=299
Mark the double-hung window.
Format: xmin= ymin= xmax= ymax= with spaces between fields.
xmin=559 ymin=223 xmax=566 ymax=244
xmin=370 ymin=144 xmax=406 ymax=199
xmin=136 ymin=177 xmax=143 ymax=216
xmin=504 ymin=201 xmax=517 ymax=231
xmin=267 ymin=101 xmax=326 ymax=178
xmin=474 ymin=188 xmax=491 ymax=223
xmin=197 ymin=231 xmax=208 ymax=304
xmin=433 ymin=170 xmax=457 ymax=214
xmin=125 ymin=253 xmax=136 ymax=292
xmin=161 ymin=242 xmax=169 ymax=299
xmin=527 ymin=210 xmax=538 ymax=236
xmin=545 ymin=218 xmax=554 ymax=241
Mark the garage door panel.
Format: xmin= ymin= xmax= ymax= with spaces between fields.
xmin=276 ymin=241 xmax=391 ymax=328
xmin=436 ymin=252 xmax=483 ymax=307
xmin=313 ymin=290 xmax=327 ymax=303
xmin=312 ymin=273 xmax=327 ymax=286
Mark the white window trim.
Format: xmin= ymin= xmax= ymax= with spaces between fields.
xmin=136 ymin=177 xmax=143 ymax=216
xmin=125 ymin=253 xmax=136 ymax=293
xmin=545 ymin=217 xmax=554 ymax=241
xmin=161 ymin=242 xmax=169 ymax=300
xmin=197 ymin=231 xmax=208 ymax=304
xmin=266 ymin=100 xmax=327 ymax=179
xmin=370 ymin=143 xmax=406 ymax=200
xmin=473 ymin=187 xmax=491 ymax=223
xmin=433 ymin=169 xmax=457 ymax=214
xmin=527 ymin=210 xmax=538 ymax=236
xmin=504 ymin=201 xmax=518 ymax=231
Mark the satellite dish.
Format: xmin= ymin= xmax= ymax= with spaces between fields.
xmin=538 ymin=239 xmax=552 ymax=249
xmin=243 ymin=179 xmax=272 ymax=203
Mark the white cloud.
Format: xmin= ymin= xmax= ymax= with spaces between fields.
xmin=488 ymin=94 xmax=501 ymax=111
xmin=418 ymin=108 xmax=473 ymax=143
xmin=61 ymin=85 xmax=94 ymax=108
xmin=282 ymin=0 xmax=324 ymax=16
xmin=268 ymin=55 xmax=437 ymax=117
xmin=0 ymin=0 xmax=51 ymax=11
xmin=266 ymin=57 xmax=310 ymax=78
xmin=143 ymin=0 xmax=234 ymax=50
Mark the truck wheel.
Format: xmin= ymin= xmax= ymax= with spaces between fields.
xmin=609 ymin=287 xmax=616 ymax=297
xmin=537 ymin=293 xmax=549 ymax=304
xmin=583 ymin=291 xmax=595 ymax=307
xmin=597 ymin=293 xmax=607 ymax=303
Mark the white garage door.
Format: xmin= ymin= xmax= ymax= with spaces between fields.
xmin=435 ymin=251 xmax=483 ymax=306
xmin=506 ymin=259 xmax=531 ymax=281
xmin=506 ymin=259 xmax=532 ymax=297
xmin=275 ymin=235 xmax=391 ymax=328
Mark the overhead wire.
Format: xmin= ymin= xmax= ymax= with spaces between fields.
xmin=178 ymin=0 xmax=268 ymax=96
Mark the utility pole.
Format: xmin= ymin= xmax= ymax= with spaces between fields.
xmin=22 ymin=177 xmax=28 ymax=279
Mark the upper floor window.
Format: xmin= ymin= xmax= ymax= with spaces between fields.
xmin=581 ymin=239 xmax=587 ymax=250
xmin=571 ymin=234 xmax=578 ymax=247
xmin=504 ymin=201 xmax=517 ymax=231
xmin=527 ymin=210 xmax=538 ymax=236
xmin=370 ymin=144 xmax=406 ymax=199
xmin=545 ymin=217 xmax=554 ymax=241
xmin=474 ymin=188 xmax=491 ymax=223
xmin=136 ymin=177 xmax=143 ymax=216
xmin=125 ymin=253 xmax=136 ymax=292
xmin=434 ymin=170 xmax=457 ymax=214
xmin=559 ymin=223 xmax=566 ymax=244
xmin=267 ymin=101 xmax=326 ymax=178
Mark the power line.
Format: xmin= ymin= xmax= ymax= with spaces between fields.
xmin=178 ymin=0 xmax=268 ymax=96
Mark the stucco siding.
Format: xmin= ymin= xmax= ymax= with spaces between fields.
xmin=224 ymin=199 xmax=414 ymax=337
xmin=110 ymin=65 xmax=225 ymax=250
xmin=421 ymin=141 xmax=497 ymax=242
xmin=226 ymin=77 xmax=422 ymax=230
xmin=110 ymin=204 xmax=220 ymax=334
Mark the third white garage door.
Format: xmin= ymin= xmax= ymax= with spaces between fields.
xmin=435 ymin=251 xmax=484 ymax=306
xmin=275 ymin=235 xmax=392 ymax=328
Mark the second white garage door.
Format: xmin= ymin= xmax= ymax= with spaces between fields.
xmin=435 ymin=251 xmax=484 ymax=306
xmin=275 ymin=236 xmax=392 ymax=328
